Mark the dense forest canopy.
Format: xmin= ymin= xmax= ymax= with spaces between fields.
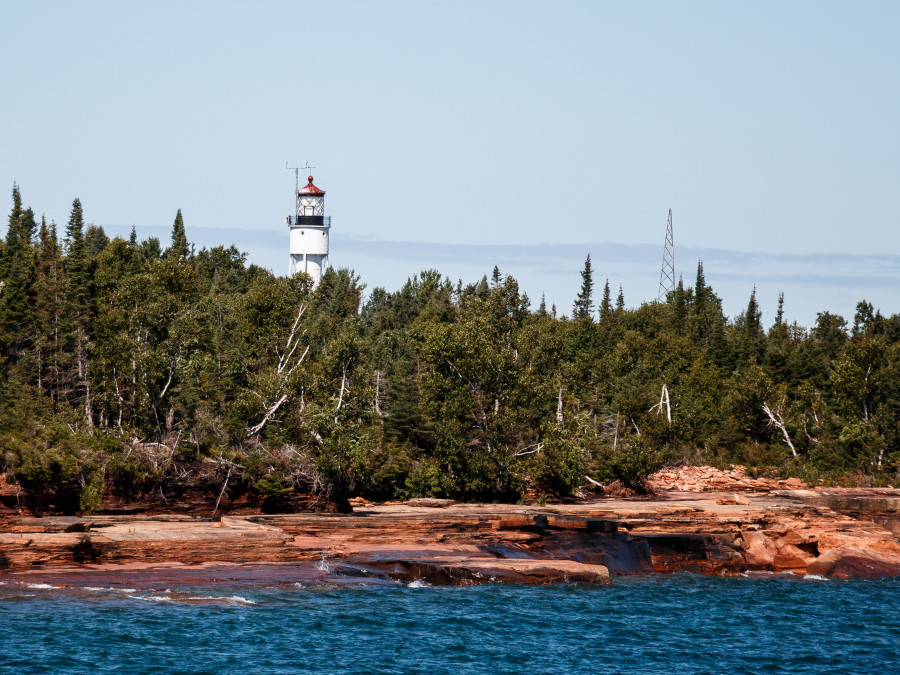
xmin=1 ymin=186 xmax=898 ymax=513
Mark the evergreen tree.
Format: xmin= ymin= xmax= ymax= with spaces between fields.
xmin=84 ymin=225 xmax=109 ymax=260
xmin=852 ymin=300 xmax=879 ymax=336
xmin=168 ymin=208 xmax=189 ymax=260
xmin=33 ymin=216 xmax=64 ymax=407
xmin=694 ymin=260 xmax=707 ymax=311
xmin=616 ymin=285 xmax=625 ymax=311
xmin=0 ymin=186 xmax=38 ymax=361
xmin=599 ymin=279 xmax=612 ymax=322
xmin=774 ymin=292 xmax=785 ymax=328
xmin=745 ymin=287 xmax=762 ymax=337
xmin=537 ymin=293 xmax=547 ymax=317
xmin=62 ymin=198 xmax=93 ymax=428
xmin=573 ymin=254 xmax=594 ymax=320
xmin=672 ymin=276 xmax=688 ymax=329
xmin=491 ymin=265 xmax=502 ymax=288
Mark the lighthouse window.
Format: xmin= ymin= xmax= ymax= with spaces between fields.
xmin=322 ymin=232 xmax=327 ymax=237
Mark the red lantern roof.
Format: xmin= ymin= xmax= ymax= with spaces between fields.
xmin=298 ymin=175 xmax=325 ymax=195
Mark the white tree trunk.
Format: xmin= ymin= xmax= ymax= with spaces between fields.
xmin=556 ymin=387 xmax=564 ymax=427
xmin=762 ymin=402 xmax=797 ymax=457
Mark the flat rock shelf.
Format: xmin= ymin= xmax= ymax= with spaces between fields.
xmin=3 ymin=489 xmax=900 ymax=586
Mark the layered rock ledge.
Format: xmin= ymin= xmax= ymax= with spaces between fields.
xmin=2 ymin=488 xmax=900 ymax=586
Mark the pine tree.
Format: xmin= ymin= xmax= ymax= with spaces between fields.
xmin=537 ymin=293 xmax=547 ymax=317
xmin=694 ymin=260 xmax=707 ymax=311
xmin=84 ymin=225 xmax=109 ymax=259
xmin=573 ymin=254 xmax=594 ymax=320
xmin=491 ymin=265 xmax=502 ymax=288
xmin=63 ymin=198 xmax=93 ymax=428
xmin=745 ymin=286 xmax=762 ymax=337
xmin=599 ymin=279 xmax=612 ymax=321
xmin=672 ymin=276 xmax=688 ymax=329
xmin=774 ymin=292 xmax=784 ymax=328
xmin=852 ymin=300 xmax=876 ymax=336
xmin=0 ymin=186 xmax=38 ymax=361
xmin=168 ymin=208 xmax=189 ymax=260
xmin=33 ymin=216 xmax=64 ymax=407
xmin=616 ymin=285 xmax=625 ymax=311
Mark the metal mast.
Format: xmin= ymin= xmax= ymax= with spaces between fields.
xmin=285 ymin=161 xmax=315 ymax=197
xmin=657 ymin=208 xmax=675 ymax=301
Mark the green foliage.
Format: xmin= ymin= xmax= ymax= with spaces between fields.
xmin=573 ymin=254 xmax=594 ymax=320
xmin=2 ymin=188 xmax=900 ymax=512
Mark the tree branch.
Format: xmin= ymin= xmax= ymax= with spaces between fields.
xmin=762 ymin=401 xmax=797 ymax=457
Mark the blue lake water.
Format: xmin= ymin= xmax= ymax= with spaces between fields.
xmin=1 ymin=574 xmax=898 ymax=674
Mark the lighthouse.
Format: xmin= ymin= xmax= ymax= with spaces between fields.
xmin=286 ymin=169 xmax=330 ymax=285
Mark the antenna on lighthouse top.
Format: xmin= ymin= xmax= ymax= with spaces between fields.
xmin=285 ymin=161 xmax=316 ymax=194
xmin=657 ymin=208 xmax=675 ymax=302
xmin=285 ymin=162 xmax=300 ymax=194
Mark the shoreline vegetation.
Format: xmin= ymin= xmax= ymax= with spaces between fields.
xmin=1 ymin=187 xmax=898 ymax=522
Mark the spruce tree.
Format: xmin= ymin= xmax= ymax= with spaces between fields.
xmin=63 ymin=198 xmax=93 ymax=428
xmin=616 ymin=285 xmax=625 ymax=311
xmin=33 ymin=216 xmax=64 ymax=406
xmin=599 ymin=279 xmax=611 ymax=321
xmin=694 ymin=260 xmax=707 ymax=311
xmin=168 ymin=208 xmax=189 ymax=260
xmin=745 ymin=286 xmax=762 ymax=337
xmin=491 ymin=265 xmax=502 ymax=288
xmin=774 ymin=292 xmax=784 ymax=328
xmin=0 ymin=186 xmax=38 ymax=361
xmin=573 ymin=254 xmax=594 ymax=320
xmin=672 ymin=276 xmax=688 ymax=329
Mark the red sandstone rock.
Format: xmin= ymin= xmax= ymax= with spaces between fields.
xmin=807 ymin=547 xmax=900 ymax=579
xmin=3 ymin=490 xmax=900 ymax=582
xmin=406 ymin=498 xmax=457 ymax=508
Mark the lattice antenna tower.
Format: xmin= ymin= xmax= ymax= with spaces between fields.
xmin=657 ymin=208 xmax=675 ymax=301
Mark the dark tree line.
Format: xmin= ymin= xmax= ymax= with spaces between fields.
xmin=1 ymin=187 xmax=898 ymax=512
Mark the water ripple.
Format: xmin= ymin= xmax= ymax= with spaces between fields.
xmin=0 ymin=575 xmax=898 ymax=674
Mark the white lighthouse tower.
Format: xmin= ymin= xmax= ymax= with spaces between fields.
xmin=286 ymin=166 xmax=330 ymax=285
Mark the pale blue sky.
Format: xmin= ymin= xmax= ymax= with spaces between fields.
xmin=3 ymin=1 xmax=899 ymax=326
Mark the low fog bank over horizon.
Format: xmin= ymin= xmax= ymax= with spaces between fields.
xmin=105 ymin=224 xmax=900 ymax=330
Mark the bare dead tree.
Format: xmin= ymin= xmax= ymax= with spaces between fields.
xmin=247 ymin=304 xmax=310 ymax=438
xmin=513 ymin=442 xmax=543 ymax=457
xmin=212 ymin=458 xmax=242 ymax=515
xmin=334 ymin=360 xmax=350 ymax=424
xmin=373 ymin=370 xmax=385 ymax=416
xmin=762 ymin=402 xmax=797 ymax=457
xmin=649 ymin=383 xmax=671 ymax=423
xmin=556 ymin=387 xmax=564 ymax=427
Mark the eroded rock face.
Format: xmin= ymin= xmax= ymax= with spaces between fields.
xmin=648 ymin=465 xmax=809 ymax=493
xmin=807 ymin=547 xmax=900 ymax=579
xmin=3 ymin=489 xmax=900 ymax=583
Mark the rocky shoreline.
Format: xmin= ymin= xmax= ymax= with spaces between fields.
xmin=3 ymin=485 xmax=900 ymax=586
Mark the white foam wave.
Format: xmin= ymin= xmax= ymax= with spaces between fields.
xmin=803 ymin=574 xmax=831 ymax=581
xmin=128 ymin=594 xmax=175 ymax=603
xmin=26 ymin=583 xmax=57 ymax=590
xmin=83 ymin=586 xmax=138 ymax=593
xmin=407 ymin=580 xmax=430 ymax=589
xmin=181 ymin=595 xmax=256 ymax=605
